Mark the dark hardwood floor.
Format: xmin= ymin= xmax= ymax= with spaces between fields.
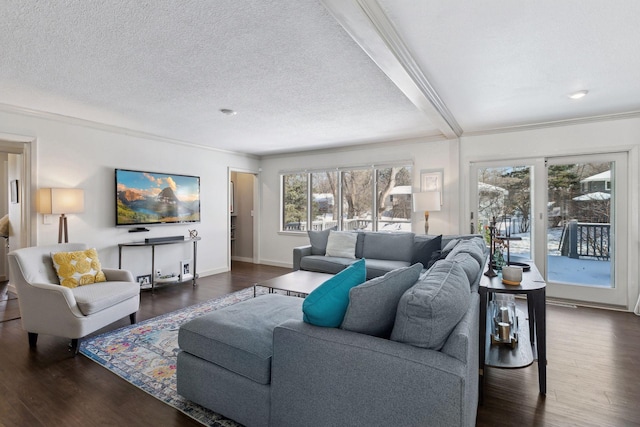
xmin=1 ymin=263 xmax=639 ymax=426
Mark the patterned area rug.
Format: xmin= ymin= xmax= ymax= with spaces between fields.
xmin=80 ymin=287 xmax=265 ymax=426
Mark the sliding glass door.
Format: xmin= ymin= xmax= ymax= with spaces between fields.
xmin=471 ymin=152 xmax=628 ymax=307
xmin=544 ymin=153 xmax=627 ymax=306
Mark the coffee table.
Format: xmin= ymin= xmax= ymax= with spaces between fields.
xmin=253 ymin=270 xmax=333 ymax=297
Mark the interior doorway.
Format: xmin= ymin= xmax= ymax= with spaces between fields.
xmin=0 ymin=135 xmax=35 ymax=299
xmin=229 ymin=169 xmax=258 ymax=269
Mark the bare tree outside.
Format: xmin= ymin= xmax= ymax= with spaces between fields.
xmin=283 ymin=164 xmax=412 ymax=232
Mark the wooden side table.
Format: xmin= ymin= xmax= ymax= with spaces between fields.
xmin=479 ymin=262 xmax=546 ymax=403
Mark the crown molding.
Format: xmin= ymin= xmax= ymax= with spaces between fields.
xmin=0 ymin=103 xmax=259 ymax=159
xmin=260 ymin=132 xmax=451 ymax=160
xmin=462 ymin=111 xmax=640 ymax=138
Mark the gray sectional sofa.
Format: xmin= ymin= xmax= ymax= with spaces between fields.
xmin=294 ymin=229 xmax=477 ymax=279
xmin=177 ymin=233 xmax=488 ymax=427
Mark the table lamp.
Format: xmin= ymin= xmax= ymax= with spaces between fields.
xmin=412 ymin=191 xmax=441 ymax=234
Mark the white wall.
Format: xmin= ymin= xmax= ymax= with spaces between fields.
xmin=0 ymin=108 xmax=260 ymax=279
xmin=258 ymin=137 xmax=459 ymax=267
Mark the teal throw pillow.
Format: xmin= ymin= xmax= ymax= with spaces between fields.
xmin=303 ymin=258 xmax=366 ymax=327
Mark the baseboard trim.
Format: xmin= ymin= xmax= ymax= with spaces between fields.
xmin=197 ymin=267 xmax=229 ymax=277
xmin=231 ymin=256 xmax=254 ymax=263
xmin=257 ymin=259 xmax=292 ymax=269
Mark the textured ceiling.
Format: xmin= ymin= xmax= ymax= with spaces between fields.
xmin=1 ymin=1 xmax=639 ymax=156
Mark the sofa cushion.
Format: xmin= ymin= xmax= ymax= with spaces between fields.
xmin=391 ymin=260 xmax=471 ymax=350
xmin=325 ymin=231 xmax=358 ymax=259
xmin=178 ymin=294 xmax=303 ymax=385
xmin=440 ymin=238 xmax=460 ymax=257
xmin=363 ymin=259 xmax=411 ymax=279
xmin=303 ymin=258 xmax=366 ymax=327
xmin=71 ymin=280 xmax=139 ymax=316
xmin=447 ymin=238 xmax=486 ymax=267
xmin=446 ymin=252 xmax=481 ymax=286
xmin=51 ymin=248 xmax=107 ymax=288
xmin=361 ymin=232 xmax=415 ymax=262
xmin=300 ymin=255 xmax=355 ymax=275
xmin=412 ymin=234 xmax=442 ymax=267
xmin=308 ymin=226 xmax=337 ymax=255
xmin=341 ymin=263 xmax=422 ymax=338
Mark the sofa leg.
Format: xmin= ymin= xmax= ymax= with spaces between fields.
xmin=130 ymin=312 xmax=137 ymax=324
xmin=28 ymin=332 xmax=38 ymax=348
xmin=69 ymin=339 xmax=80 ymax=356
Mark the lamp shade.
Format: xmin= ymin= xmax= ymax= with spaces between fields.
xmin=37 ymin=188 xmax=84 ymax=214
xmin=412 ymin=191 xmax=441 ymax=212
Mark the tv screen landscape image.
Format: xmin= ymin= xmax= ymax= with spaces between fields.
xmin=116 ymin=169 xmax=201 ymax=226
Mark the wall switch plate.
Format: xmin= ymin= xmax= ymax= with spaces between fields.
xmin=155 ymin=269 xmax=162 ymax=278
xmin=43 ymin=214 xmax=54 ymax=225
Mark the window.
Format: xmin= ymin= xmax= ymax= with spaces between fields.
xmin=341 ymin=169 xmax=373 ymax=230
xmin=377 ymin=166 xmax=412 ymax=231
xmin=282 ymin=173 xmax=307 ymax=231
xmin=281 ymin=164 xmax=412 ymax=232
xmin=311 ymin=171 xmax=338 ymax=231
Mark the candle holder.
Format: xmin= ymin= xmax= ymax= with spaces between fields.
xmin=484 ymin=217 xmax=497 ymax=277
xmin=490 ymin=294 xmax=518 ymax=348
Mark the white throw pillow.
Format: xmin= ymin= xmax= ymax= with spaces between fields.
xmin=325 ymin=231 xmax=358 ymax=259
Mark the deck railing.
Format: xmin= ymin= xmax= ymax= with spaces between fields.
xmin=559 ymin=220 xmax=610 ymax=260
xmin=283 ymin=218 xmax=409 ymax=232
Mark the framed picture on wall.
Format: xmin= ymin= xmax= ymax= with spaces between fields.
xmin=420 ymin=169 xmax=443 ymax=205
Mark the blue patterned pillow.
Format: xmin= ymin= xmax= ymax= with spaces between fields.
xmin=303 ymin=258 xmax=366 ymax=327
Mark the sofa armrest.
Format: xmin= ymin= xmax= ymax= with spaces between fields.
xmin=271 ymin=320 xmax=475 ymax=427
xmin=292 ymin=245 xmax=312 ymax=271
xmin=102 ymin=268 xmax=135 ymax=283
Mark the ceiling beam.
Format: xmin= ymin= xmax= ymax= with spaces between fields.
xmin=321 ymin=0 xmax=462 ymax=138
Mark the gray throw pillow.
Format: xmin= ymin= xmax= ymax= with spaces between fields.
xmin=391 ymin=260 xmax=471 ymax=350
xmin=440 ymin=238 xmax=460 ymax=257
xmin=341 ymin=263 xmax=423 ymax=337
xmin=447 ymin=239 xmax=486 ymax=267
xmin=448 ymin=252 xmax=480 ymax=285
xmin=308 ymin=226 xmax=337 ymax=255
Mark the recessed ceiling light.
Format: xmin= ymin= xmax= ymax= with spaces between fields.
xmin=568 ymin=90 xmax=589 ymax=100
xmin=219 ymin=108 xmax=237 ymax=116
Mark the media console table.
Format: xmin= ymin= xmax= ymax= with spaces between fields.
xmin=118 ymin=237 xmax=200 ymax=291
xmin=479 ymin=261 xmax=546 ymax=403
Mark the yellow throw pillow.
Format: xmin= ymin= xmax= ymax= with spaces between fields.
xmin=51 ymin=248 xmax=107 ymax=288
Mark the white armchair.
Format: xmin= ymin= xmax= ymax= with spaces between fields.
xmin=8 ymin=243 xmax=140 ymax=354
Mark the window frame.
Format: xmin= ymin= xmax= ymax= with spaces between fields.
xmin=280 ymin=162 xmax=413 ymax=233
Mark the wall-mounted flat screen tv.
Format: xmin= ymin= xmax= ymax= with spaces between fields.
xmin=115 ymin=168 xmax=201 ymax=227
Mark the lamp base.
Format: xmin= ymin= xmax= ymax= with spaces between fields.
xmin=58 ymin=214 xmax=68 ymax=244
xmin=424 ymin=211 xmax=430 ymax=234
